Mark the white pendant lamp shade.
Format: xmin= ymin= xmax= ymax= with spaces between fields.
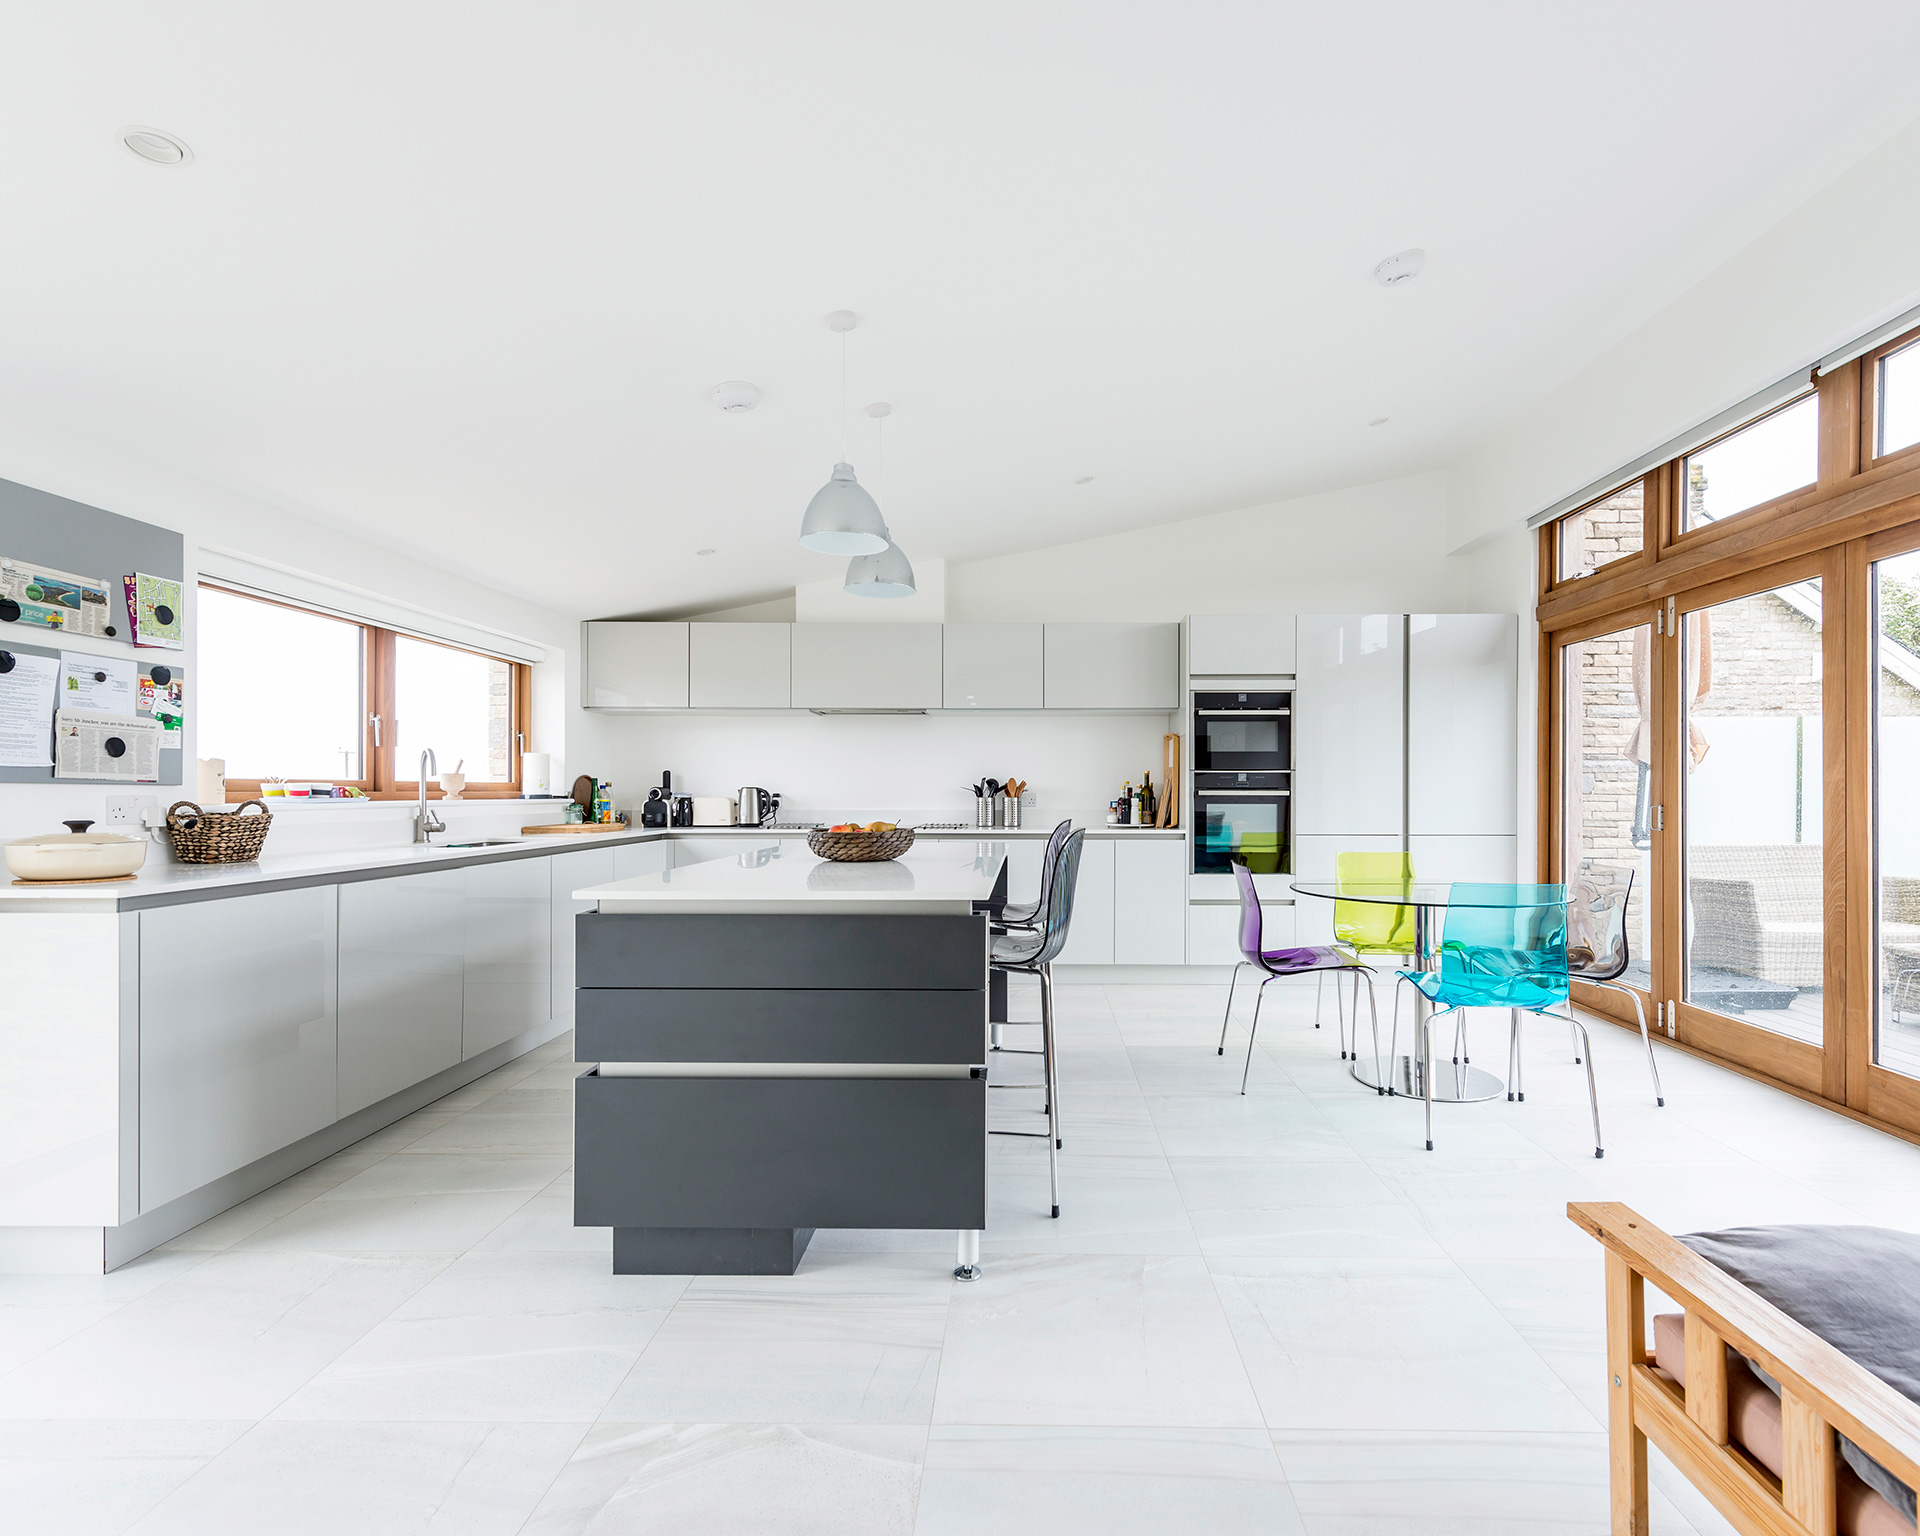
xmin=799 ymin=463 xmax=890 ymax=555
xmin=844 ymin=538 xmax=916 ymax=598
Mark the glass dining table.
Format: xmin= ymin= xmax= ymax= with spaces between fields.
xmin=1289 ymin=879 xmax=1531 ymax=1104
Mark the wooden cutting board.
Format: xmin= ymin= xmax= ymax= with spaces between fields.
xmin=519 ymin=822 xmax=630 ymax=835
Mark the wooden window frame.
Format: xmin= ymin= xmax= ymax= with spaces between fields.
xmin=1664 ymin=386 xmax=1821 ymax=552
xmin=201 ymin=582 xmax=530 ymax=803
xmin=1543 ymin=475 xmax=1657 ymax=594
xmin=1536 ymin=350 xmax=1920 ymax=1143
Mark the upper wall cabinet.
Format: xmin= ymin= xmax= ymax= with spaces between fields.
xmin=791 ymin=623 xmax=943 ymax=709
xmin=1187 ymin=614 xmax=1296 ymax=676
xmin=689 ymin=623 xmax=792 ymax=708
xmin=1043 ymin=623 xmax=1179 ymax=709
xmin=583 ymin=621 xmax=688 ymax=709
xmin=943 ymin=623 xmax=1043 ymax=709
xmin=1408 ymin=613 xmax=1517 ymax=837
xmin=1294 ymin=614 xmax=1404 ymax=837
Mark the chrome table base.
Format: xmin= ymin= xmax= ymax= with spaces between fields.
xmin=1350 ymin=1053 xmax=1505 ymax=1104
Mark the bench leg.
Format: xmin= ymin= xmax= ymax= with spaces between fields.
xmin=1605 ymin=1251 xmax=1649 ymax=1535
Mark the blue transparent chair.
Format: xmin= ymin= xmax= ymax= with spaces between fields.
xmin=1396 ymin=882 xmax=1603 ymax=1157
xmin=1218 ymin=858 xmax=1384 ymax=1095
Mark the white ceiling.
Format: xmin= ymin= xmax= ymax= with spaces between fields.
xmin=3 ymin=4 xmax=1918 ymax=619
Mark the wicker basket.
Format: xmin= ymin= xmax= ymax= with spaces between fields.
xmin=807 ymin=827 xmax=916 ymax=863
xmin=165 ymin=800 xmax=273 ymax=863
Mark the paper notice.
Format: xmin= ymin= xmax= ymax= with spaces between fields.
xmin=0 ymin=558 xmax=114 ymax=637
xmin=126 ymin=572 xmax=185 ymax=650
xmin=54 ymin=710 xmax=160 ymax=781
xmin=137 ymin=666 xmax=185 ymax=733
xmin=0 ymin=652 xmax=58 ymax=767
xmin=60 ymin=651 xmax=137 ymax=715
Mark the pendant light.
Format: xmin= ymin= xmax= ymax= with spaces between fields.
xmin=845 ymin=401 xmax=916 ymax=597
xmin=798 ymin=311 xmax=889 ymax=555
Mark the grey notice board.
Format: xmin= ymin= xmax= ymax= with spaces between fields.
xmin=0 ymin=474 xmax=187 ymax=785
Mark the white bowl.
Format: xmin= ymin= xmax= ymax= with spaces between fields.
xmin=438 ymin=773 xmax=466 ymax=801
xmin=5 ymin=831 xmax=149 ymax=882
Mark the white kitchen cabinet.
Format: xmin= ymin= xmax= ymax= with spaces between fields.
xmin=464 ymin=858 xmax=553 ymax=1059
xmin=1114 ymin=838 xmax=1188 ymax=963
xmin=551 ymin=846 xmax=618 ymax=1027
xmin=689 ymin=623 xmax=792 ymax=708
xmin=1056 ymin=836 xmax=1116 ymax=964
xmin=1294 ymin=614 xmax=1404 ymax=837
xmin=1187 ymin=614 xmax=1296 ymax=677
xmin=1290 ymin=833 xmax=1404 ymax=948
xmin=1188 ymin=898 xmax=1293 ymax=966
xmin=583 ymin=621 xmax=689 ymax=709
xmin=791 ymin=623 xmax=943 ymax=709
xmin=613 ymin=840 xmax=671 ymax=882
xmin=942 ymin=624 xmax=1043 ymax=709
xmin=338 ymin=870 xmax=465 ymax=1117
xmin=1408 ymin=613 xmax=1518 ymax=836
xmin=1408 ymin=835 xmax=1519 ymax=885
xmin=997 ymin=837 xmax=1046 ymax=908
xmin=139 ymin=887 xmax=338 ymax=1212
xmin=1043 ymin=623 xmax=1180 ymax=710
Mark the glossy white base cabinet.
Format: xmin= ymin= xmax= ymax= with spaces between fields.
xmin=551 ymin=845 xmax=618 ymax=1026
xmin=1115 ymin=838 xmax=1188 ymax=963
xmin=139 ymin=887 xmax=340 ymax=1213
xmin=1188 ymin=898 xmax=1292 ymax=966
xmin=338 ymin=870 xmax=465 ymax=1117
xmin=464 ymin=857 xmax=554 ymax=1060
xmin=1056 ymin=837 xmax=1117 ymax=963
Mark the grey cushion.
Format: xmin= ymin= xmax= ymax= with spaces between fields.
xmin=1680 ymin=1224 xmax=1920 ymax=1521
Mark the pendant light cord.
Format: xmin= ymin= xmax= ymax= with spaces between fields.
xmin=840 ymin=331 xmax=848 ymax=462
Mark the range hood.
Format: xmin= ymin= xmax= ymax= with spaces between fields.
xmin=807 ymin=708 xmax=929 ymax=716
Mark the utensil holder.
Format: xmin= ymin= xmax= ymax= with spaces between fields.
xmin=990 ymin=794 xmax=1006 ymax=828
xmin=976 ymin=798 xmax=991 ymax=828
xmin=1004 ymin=795 xmax=1021 ymax=829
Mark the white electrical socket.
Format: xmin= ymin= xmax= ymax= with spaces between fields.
xmin=1022 ymin=791 xmax=1036 ymax=807
xmin=105 ymin=795 xmax=157 ymax=826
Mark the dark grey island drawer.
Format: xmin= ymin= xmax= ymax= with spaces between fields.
xmin=574 ymin=1073 xmax=987 ymax=1230
xmin=575 ymin=912 xmax=986 ymax=991
xmin=576 ymin=987 xmax=985 ymax=1064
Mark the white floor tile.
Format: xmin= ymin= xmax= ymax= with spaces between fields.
xmin=0 ymin=1419 xmax=247 ymax=1536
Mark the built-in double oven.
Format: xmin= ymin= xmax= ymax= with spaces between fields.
xmin=1191 ymin=689 xmax=1291 ymax=876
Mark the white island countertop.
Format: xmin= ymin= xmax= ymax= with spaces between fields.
xmin=577 ymin=840 xmax=1008 ymax=915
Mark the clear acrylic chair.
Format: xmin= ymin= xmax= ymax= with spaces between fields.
xmin=1397 ymin=882 xmax=1604 ymax=1157
xmin=991 ymin=819 xmax=1073 ymax=1051
xmin=1324 ymin=849 xmax=1419 ymax=1062
xmin=989 ymin=827 xmax=1085 ymax=1217
xmin=1218 ymin=857 xmax=1384 ymax=1094
xmin=1565 ymin=866 xmax=1664 ymax=1106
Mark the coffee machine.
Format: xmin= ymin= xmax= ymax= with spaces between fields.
xmin=640 ymin=771 xmax=672 ymax=829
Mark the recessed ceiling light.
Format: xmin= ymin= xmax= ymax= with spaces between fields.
xmin=1074 ymin=476 xmax=1094 ymax=485
xmin=696 ymin=548 xmax=716 ymax=556
xmin=121 ymin=126 xmax=192 ymax=166
xmin=1369 ymin=417 xmax=1390 ymax=427
xmin=711 ymin=381 xmax=759 ymax=413
xmin=864 ymin=402 xmax=891 ymax=419
xmin=1373 ymin=248 xmax=1425 ymax=287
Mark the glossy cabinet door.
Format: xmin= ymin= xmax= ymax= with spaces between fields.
xmin=942 ymin=623 xmax=1043 ymax=708
xmin=1408 ymin=613 xmax=1518 ymax=836
xmin=464 ymin=857 xmax=553 ymax=1059
xmin=583 ymin=621 xmax=689 ymax=709
xmin=1290 ymin=832 xmax=1403 ymax=949
xmin=1408 ymin=835 xmax=1519 ymax=883
xmin=1188 ymin=898 xmax=1293 ymax=966
xmin=1294 ymin=614 xmax=1404 ymax=837
xmin=551 ymin=846 xmax=618 ymax=1029
xmin=1043 ymin=623 xmax=1180 ymax=709
xmin=1187 ymin=614 xmax=1296 ymax=677
xmin=689 ymin=623 xmax=792 ymax=708
xmin=613 ymin=840 xmax=671 ymax=882
xmin=1056 ymin=837 xmax=1116 ymax=964
xmin=790 ymin=623 xmax=943 ymax=709
xmin=338 ymin=870 xmax=465 ymax=1117
xmin=139 ymin=886 xmax=338 ymax=1212
xmin=1114 ymin=839 xmax=1188 ymax=963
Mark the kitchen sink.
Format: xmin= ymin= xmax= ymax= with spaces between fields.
xmin=439 ymin=838 xmax=522 ymax=848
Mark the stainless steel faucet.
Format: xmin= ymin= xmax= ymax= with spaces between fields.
xmin=415 ymin=748 xmax=445 ymax=843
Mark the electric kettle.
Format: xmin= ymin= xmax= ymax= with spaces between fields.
xmin=736 ymin=786 xmax=778 ymax=826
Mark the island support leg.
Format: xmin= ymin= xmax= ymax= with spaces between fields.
xmin=954 ymin=1229 xmax=982 ymax=1281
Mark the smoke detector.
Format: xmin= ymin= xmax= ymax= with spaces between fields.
xmin=1374 ymin=249 xmax=1426 ymax=287
xmin=711 ymin=381 xmax=759 ymax=413
xmin=122 ymin=126 xmax=193 ymax=166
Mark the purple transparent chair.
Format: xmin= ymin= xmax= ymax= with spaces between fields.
xmin=1216 ymin=858 xmax=1384 ymax=1094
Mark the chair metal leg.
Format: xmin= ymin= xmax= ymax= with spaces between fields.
xmin=1570 ymin=1019 xmax=1581 ymax=1064
xmin=1314 ymin=971 xmax=1325 ymax=1032
xmin=1042 ymin=964 xmax=1063 ymax=1152
xmin=1422 ymin=1012 xmax=1435 ymax=1151
xmin=1218 ymin=962 xmax=1245 ymax=1056
xmin=1388 ymin=981 xmax=1402 ymax=1096
xmin=1336 ymin=970 xmax=1349 ymax=1059
xmin=1514 ymin=1009 xmax=1526 ymax=1101
xmin=1566 ymin=1013 xmax=1604 ymax=1158
xmin=1241 ymin=976 xmax=1274 ymax=1095
xmin=1041 ymin=964 xmax=1060 ymax=1212
xmin=1588 ymin=979 xmax=1665 ymax=1106
xmin=1362 ymin=969 xmax=1384 ymax=1095
xmin=1507 ymin=1008 xmax=1519 ymax=1102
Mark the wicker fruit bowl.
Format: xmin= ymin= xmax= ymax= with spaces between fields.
xmin=807 ymin=827 xmax=916 ymax=863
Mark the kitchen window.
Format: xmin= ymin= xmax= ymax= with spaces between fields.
xmin=1555 ymin=479 xmax=1646 ymax=583
xmin=1678 ymin=392 xmax=1818 ymax=532
xmin=198 ymin=583 xmax=529 ymax=799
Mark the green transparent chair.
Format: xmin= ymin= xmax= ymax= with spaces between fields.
xmin=1321 ymin=851 xmax=1419 ymax=1064
xmin=1397 ymin=882 xmax=1603 ymax=1158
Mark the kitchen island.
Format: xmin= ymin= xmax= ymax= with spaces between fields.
xmin=571 ymin=841 xmax=1006 ymax=1278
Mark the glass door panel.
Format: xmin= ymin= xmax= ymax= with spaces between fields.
xmin=1560 ymin=623 xmax=1652 ymax=991
xmin=1682 ymin=580 xmax=1824 ymax=1045
xmin=1874 ymin=550 xmax=1920 ymax=1079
